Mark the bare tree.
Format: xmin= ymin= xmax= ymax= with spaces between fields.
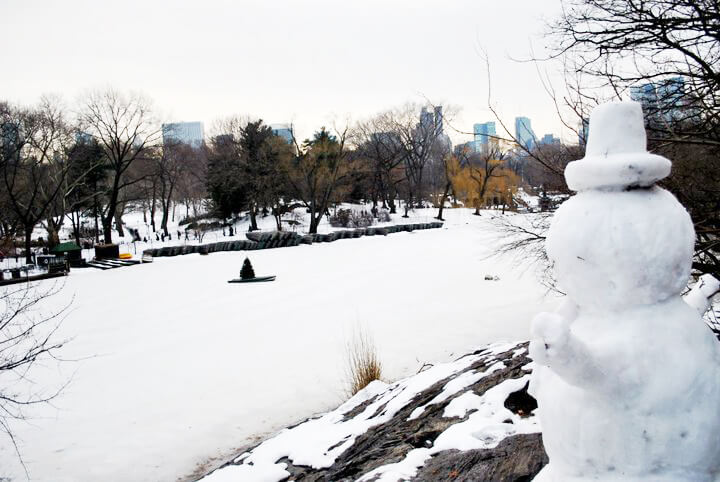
xmin=1 ymin=98 xmax=74 ymax=262
xmin=552 ymin=0 xmax=719 ymax=145
xmin=352 ymin=113 xmax=407 ymax=214
xmin=390 ymin=104 xmax=447 ymax=217
xmin=0 ymin=102 xmax=22 ymax=247
xmin=551 ymin=0 xmax=720 ymax=277
xmin=489 ymin=212 xmax=557 ymax=291
xmin=429 ymin=137 xmax=458 ymax=221
xmin=79 ymin=89 xmax=160 ymax=244
xmin=175 ymin=144 xmax=208 ymax=221
xmin=0 ymin=281 xmax=70 ymax=473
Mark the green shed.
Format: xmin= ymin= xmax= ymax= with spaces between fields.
xmin=51 ymin=242 xmax=83 ymax=266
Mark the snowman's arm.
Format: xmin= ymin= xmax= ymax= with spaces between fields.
xmin=684 ymin=274 xmax=720 ymax=315
xmin=530 ymin=312 xmax=609 ymax=390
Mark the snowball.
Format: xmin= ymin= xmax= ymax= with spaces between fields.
xmin=546 ymin=187 xmax=694 ymax=310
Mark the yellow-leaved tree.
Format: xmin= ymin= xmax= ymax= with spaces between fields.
xmin=450 ymin=149 xmax=519 ymax=215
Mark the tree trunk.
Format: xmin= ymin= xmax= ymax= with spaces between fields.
xmin=248 ymin=205 xmax=259 ymax=231
xmin=160 ymin=187 xmax=173 ymax=237
xmin=93 ymin=202 xmax=100 ymax=243
xmin=435 ymin=181 xmax=451 ymax=221
xmin=103 ymin=177 xmax=121 ymax=243
xmin=308 ymin=200 xmax=318 ymax=234
xmin=71 ymin=211 xmax=81 ymax=247
xmin=160 ymin=203 xmax=170 ymax=236
xmin=272 ymin=204 xmax=283 ymax=231
xmin=24 ymin=225 xmax=33 ymax=264
xmin=115 ymin=206 xmax=125 ymax=238
xmin=402 ymin=187 xmax=413 ymax=218
xmin=309 ymin=214 xmax=320 ymax=234
xmin=150 ymin=183 xmax=157 ymax=232
xmin=46 ymin=219 xmax=60 ymax=250
xmin=102 ymin=217 xmax=112 ymax=244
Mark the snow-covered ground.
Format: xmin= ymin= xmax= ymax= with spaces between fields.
xmin=0 ymin=208 xmax=559 ymax=481
xmin=3 ymin=203 xmax=443 ymax=270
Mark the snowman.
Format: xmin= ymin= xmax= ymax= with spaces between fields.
xmin=529 ymin=101 xmax=720 ymax=481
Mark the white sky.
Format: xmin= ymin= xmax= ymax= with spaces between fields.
xmin=0 ymin=0 xmax=571 ymax=144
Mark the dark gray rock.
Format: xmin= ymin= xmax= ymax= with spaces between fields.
xmin=415 ymin=433 xmax=547 ymax=482
xmin=246 ymin=232 xmax=270 ymax=243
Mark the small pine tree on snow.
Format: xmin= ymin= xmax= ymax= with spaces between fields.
xmin=240 ymin=257 xmax=256 ymax=280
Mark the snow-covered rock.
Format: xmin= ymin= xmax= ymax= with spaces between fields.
xmin=530 ymin=101 xmax=720 ymax=481
xmin=198 ymin=342 xmax=548 ymax=482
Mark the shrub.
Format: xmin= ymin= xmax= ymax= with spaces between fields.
xmin=330 ymin=209 xmax=375 ymax=228
xmin=376 ymin=209 xmax=391 ymax=223
xmin=240 ymin=257 xmax=256 ymax=280
xmin=346 ymin=328 xmax=382 ymax=397
xmin=179 ymin=212 xmax=214 ymax=226
xmin=329 ymin=208 xmax=352 ymax=227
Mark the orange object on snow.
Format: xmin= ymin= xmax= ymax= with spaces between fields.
xmin=118 ymin=253 xmax=133 ymax=260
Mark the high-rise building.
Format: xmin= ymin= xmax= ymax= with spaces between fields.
xmin=162 ymin=121 xmax=204 ymax=147
xmin=454 ymin=141 xmax=475 ymax=157
xmin=656 ymin=77 xmax=685 ymax=122
xmin=539 ymin=134 xmax=560 ymax=145
xmin=416 ymin=106 xmax=451 ymax=151
xmin=630 ymin=83 xmax=658 ymax=113
xmin=75 ymin=132 xmax=94 ymax=145
xmin=419 ymin=107 xmax=435 ymax=132
xmin=433 ymin=106 xmax=443 ymax=137
xmin=631 ymin=77 xmax=687 ymax=123
xmin=515 ymin=117 xmax=536 ymax=150
xmin=1 ymin=121 xmax=20 ymax=161
xmin=473 ymin=122 xmax=496 ymax=147
xmin=271 ymin=124 xmax=294 ymax=145
xmin=578 ymin=118 xmax=590 ymax=146
xmin=656 ymin=77 xmax=684 ymax=105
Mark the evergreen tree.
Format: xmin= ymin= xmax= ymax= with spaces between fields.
xmin=240 ymin=257 xmax=255 ymax=280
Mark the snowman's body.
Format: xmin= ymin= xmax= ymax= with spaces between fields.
xmin=529 ymin=102 xmax=720 ymax=481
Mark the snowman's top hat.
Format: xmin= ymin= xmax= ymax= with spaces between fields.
xmin=565 ymin=101 xmax=671 ymax=191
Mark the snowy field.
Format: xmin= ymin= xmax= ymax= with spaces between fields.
xmin=0 ymin=208 xmax=559 ymax=481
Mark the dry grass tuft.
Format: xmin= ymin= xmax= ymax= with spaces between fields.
xmin=346 ymin=328 xmax=383 ymax=397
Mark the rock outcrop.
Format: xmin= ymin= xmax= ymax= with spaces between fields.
xmin=198 ymin=342 xmax=547 ymax=482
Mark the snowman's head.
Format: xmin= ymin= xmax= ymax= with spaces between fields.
xmin=547 ymin=101 xmax=695 ymax=310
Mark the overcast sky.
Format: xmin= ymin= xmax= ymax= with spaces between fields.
xmin=1 ymin=0 xmax=571 ymax=144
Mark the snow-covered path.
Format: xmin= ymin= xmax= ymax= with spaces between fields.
xmin=0 ymin=209 xmax=557 ymax=481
